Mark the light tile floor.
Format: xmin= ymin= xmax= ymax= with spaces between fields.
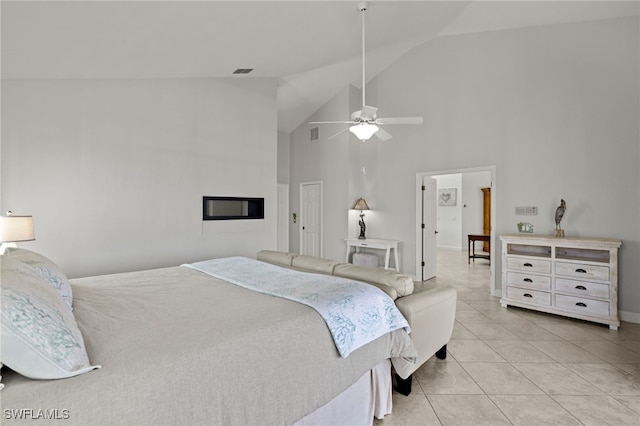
xmin=376 ymin=248 xmax=640 ymax=425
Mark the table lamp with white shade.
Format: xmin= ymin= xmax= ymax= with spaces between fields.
xmin=0 ymin=211 xmax=35 ymax=254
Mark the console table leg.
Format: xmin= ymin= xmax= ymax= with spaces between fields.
xmin=394 ymin=248 xmax=399 ymax=272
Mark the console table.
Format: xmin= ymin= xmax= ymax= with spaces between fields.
xmin=468 ymin=234 xmax=490 ymax=264
xmin=345 ymin=238 xmax=400 ymax=271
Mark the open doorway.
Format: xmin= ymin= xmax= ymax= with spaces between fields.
xmin=415 ymin=166 xmax=497 ymax=295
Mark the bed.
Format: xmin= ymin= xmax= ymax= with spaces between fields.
xmin=0 ymin=249 xmax=417 ymax=425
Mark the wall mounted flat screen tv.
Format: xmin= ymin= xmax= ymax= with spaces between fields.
xmin=203 ymin=196 xmax=264 ymax=220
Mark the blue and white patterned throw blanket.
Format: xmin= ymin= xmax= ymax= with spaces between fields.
xmin=183 ymin=257 xmax=410 ymax=358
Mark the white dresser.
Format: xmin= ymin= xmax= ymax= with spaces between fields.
xmin=500 ymin=234 xmax=622 ymax=330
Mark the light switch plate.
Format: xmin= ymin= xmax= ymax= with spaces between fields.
xmin=516 ymin=206 xmax=537 ymax=215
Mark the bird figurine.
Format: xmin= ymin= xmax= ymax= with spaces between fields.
xmin=554 ymin=199 xmax=566 ymax=237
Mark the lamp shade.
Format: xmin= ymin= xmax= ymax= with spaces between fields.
xmin=349 ymin=123 xmax=378 ymax=141
xmin=352 ymin=198 xmax=370 ymax=211
xmin=0 ymin=215 xmax=35 ymax=243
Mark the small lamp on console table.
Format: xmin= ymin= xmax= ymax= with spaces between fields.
xmin=352 ymin=198 xmax=370 ymax=240
xmin=0 ymin=211 xmax=35 ymax=254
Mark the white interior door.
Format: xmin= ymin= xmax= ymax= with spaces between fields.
xmin=422 ymin=177 xmax=437 ymax=281
xmin=277 ymin=184 xmax=289 ymax=252
xmin=300 ymin=182 xmax=322 ymax=256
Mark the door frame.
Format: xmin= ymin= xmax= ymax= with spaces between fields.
xmin=277 ymin=184 xmax=290 ymax=252
xmin=415 ymin=166 xmax=498 ymax=296
xmin=420 ymin=176 xmax=438 ymax=281
xmin=299 ymin=181 xmax=323 ymax=257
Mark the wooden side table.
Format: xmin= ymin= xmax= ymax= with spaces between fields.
xmin=468 ymin=234 xmax=490 ymax=264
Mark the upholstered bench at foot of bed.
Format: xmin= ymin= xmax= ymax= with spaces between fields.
xmin=394 ymin=343 xmax=448 ymax=396
xmin=256 ymin=250 xmax=457 ymax=396
xmin=392 ymin=284 xmax=457 ymax=395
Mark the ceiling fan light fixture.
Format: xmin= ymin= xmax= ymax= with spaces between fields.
xmin=349 ymin=123 xmax=378 ymax=141
xmin=308 ymin=2 xmax=422 ymax=141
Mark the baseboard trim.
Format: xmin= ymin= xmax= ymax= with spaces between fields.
xmin=436 ymin=245 xmax=462 ymax=251
xmin=620 ymin=310 xmax=640 ymax=325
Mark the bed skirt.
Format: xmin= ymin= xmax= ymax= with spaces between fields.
xmin=294 ymin=359 xmax=392 ymax=425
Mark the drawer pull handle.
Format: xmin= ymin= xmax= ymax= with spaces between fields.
xmin=523 ymin=263 xmax=533 ymax=267
xmin=575 ymin=302 xmax=587 ymax=307
xmin=575 ymin=285 xmax=587 ymax=290
xmin=575 ymin=268 xmax=587 ymax=274
xmin=523 ymin=278 xmax=533 ymax=283
xmin=523 ymin=293 xmax=533 ymax=298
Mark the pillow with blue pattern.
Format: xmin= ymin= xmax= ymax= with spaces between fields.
xmin=0 ymin=256 xmax=100 ymax=379
xmin=4 ymin=247 xmax=73 ymax=310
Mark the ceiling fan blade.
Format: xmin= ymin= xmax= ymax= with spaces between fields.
xmin=374 ymin=127 xmax=393 ymax=141
xmin=328 ymin=127 xmax=350 ymax=140
xmin=309 ymin=120 xmax=357 ymax=125
xmin=375 ymin=117 xmax=423 ymax=125
xmin=360 ymin=105 xmax=378 ymax=121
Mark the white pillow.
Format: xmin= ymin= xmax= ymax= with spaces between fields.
xmin=4 ymin=247 xmax=73 ymax=310
xmin=0 ymin=256 xmax=100 ymax=379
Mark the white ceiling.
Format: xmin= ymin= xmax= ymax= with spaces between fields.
xmin=2 ymin=1 xmax=638 ymax=133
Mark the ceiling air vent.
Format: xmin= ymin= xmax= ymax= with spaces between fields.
xmin=310 ymin=126 xmax=319 ymax=141
xmin=232 ymin=68 xmax=254 ymax=74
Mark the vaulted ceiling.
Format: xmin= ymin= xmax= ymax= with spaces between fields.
xmin=2 ymin=1 xmax=637 ymax=133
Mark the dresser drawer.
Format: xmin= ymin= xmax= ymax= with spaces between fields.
xmin=507 ymin=272 xmax=551 ymax=291
xmin=506 ymin=257 xmax=551 ymax=274
xmin=555 ymin=294 xmax=610 ymax=317
xmin=555 ymin=278 xmax=610 ymax=299
xmin=506 ymin=286 xmax=551 ymax=306
xmin=555 ymin=262 xmax=609 ymax=281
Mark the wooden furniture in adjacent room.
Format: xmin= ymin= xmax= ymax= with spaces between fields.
xmin=468 ymin=234 xmax=490 ymax=264
xmin=500 ymin=234 xmax=622 ymax=330
xmin=481 ymin=187 xmax=491 ymax=252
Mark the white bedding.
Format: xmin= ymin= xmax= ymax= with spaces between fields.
xmin=184 ymin=256 xmax=411 ymax=357
xmin=2 ymin=262 xmax=416 ymax=425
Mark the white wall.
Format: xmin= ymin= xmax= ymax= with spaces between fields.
xmin=289 ymin=85 xmax=354 ymax=258
xmin=432 ymin=171 xmax=492 ymax=251
xmin=290 ymin=17 xmax=640 ymax=320
xmin=2 ymin=78 xmax=279 ymax=278
xmin=434 ymin=173 xmax=463 ymax=249
xmin=277 ymin=131 xmax=290 ymax=184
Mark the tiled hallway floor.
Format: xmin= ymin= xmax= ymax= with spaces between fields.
xmin=376 ymin=248 xmax=640 ymax=425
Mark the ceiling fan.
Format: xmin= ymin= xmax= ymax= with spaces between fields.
xmin=310 ymin=1 xmax=423 ymax=142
